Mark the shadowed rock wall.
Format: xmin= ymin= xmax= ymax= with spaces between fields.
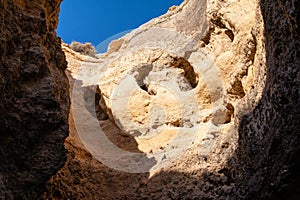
xmin=0 ymin=0 xmax=69 ymax=198
xmin=231 ymin=0 xmax=300 ymax=198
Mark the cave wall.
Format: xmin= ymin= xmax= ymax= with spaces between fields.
xmin=232 ymin=0 xmax=300 ymax=199
xmin=0 ymin=0 xmax=69 ymax=198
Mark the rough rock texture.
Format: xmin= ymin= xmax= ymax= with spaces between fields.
xmin=231 ymin=0 xmax=300 ymax=198
xmin=43 ymin=0 xmax=299 ymax=199
xmin=0 ymin=0 xmax=69 ymax=199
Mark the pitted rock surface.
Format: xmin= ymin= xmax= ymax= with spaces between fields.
xmin=0 ymin=0 xmax=69 ymax=198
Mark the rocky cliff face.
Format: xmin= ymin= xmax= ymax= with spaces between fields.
xmin=233 ymin=0 xmax=300 ymax=198
xmin=43 ymin=0 xmax=299 ymax=199
xmin=0 ymin=0 xmax=69 ymax=198
xmin=0 ymin=0 xmax=298 ymax=199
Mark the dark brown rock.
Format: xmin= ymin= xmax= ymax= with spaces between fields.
xmin=231 ymin=0 xmax=300 ymax=199
xmin=0 ymin=0 xmax=69 ymax=199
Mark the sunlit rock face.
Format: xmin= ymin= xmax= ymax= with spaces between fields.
xmin=43 ymin=0 xmax=298 ymax=199
xmin=94 ymin=0 xmax=259 ymax=167
xmin=0 ymin=0 xmax=69 ymax=198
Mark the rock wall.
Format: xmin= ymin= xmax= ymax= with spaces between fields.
xmin=43 ymin=0 xmax=299 ymax=199
xmin=0 ymin=0 xmax=69 ymax=199
xmin=231 ymin=0 xmax=300 ymax=198
xmin=0 ymin=0 xmax=295 ymax=199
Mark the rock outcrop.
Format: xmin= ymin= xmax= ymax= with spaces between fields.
xmin=0 ymin=0 xmax=69 ymax=198
xmin=1 ymin=0 xmax=295 ymax=199
xmin=43 ymin=0 xmax=299 ymax=199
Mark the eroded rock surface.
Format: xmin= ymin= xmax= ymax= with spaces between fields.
xmin=0 ymin=0 xmax=69 ymax=198
xmin=44 ymin=0 xmax=299 ymax=199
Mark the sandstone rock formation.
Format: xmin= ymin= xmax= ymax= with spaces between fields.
xmin=0 ymin=0 xmax=69 ymax=198
xmin=43 ymin=0 xmax=299 ymax=199
xmin=0 ymin=0 xmax=298 ymax=199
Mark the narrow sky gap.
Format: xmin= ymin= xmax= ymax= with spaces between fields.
xmin=58 ymin=0 xmax=184 ymax=46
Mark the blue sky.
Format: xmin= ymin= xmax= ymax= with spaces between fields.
xmin=57 ymin=0 xmax=184 ymax=50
